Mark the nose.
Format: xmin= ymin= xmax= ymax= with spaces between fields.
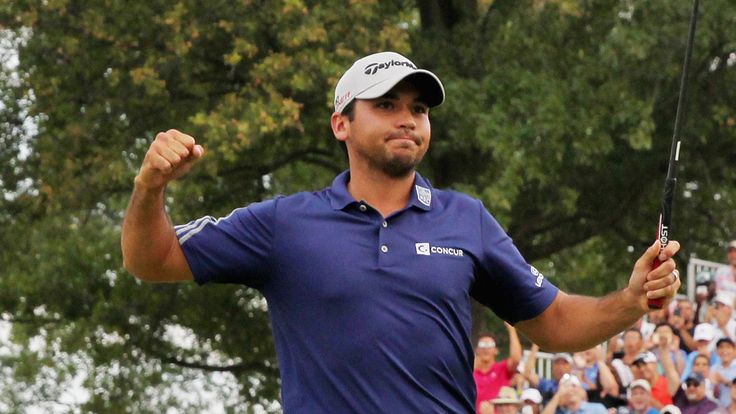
xmin=396 ymin=104 xmax=416 ymax=130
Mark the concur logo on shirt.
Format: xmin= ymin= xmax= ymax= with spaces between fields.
xmin=415 ymin=242 xmax=464 ymax=257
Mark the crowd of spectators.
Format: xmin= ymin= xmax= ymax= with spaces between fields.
xmin=473 ymin=241 xmax=736 ymax=414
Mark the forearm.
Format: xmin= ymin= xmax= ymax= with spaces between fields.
xmin=517 ymin=290 xmax=644 ymax=352
xmin=121 ymin=182 xmax=183 ymax=281
xmin=597 ymin=361 xmax=620 ymax=396
xmin=508 ymin=326 xmax=522 ymax=367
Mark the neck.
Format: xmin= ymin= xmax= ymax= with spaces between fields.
xmin=347 ymin=167 xmax=415 ymax=217
xmin=476 ymin=359 xmax=494 ymax=372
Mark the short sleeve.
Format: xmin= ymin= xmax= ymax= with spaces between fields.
xmin=470 ymin=201 xmax=559 ymax=324
xmin=175 ymin=198 xmax=277 ymax=287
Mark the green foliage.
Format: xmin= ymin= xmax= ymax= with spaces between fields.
xmin=1 ymin=0 xmax=735 ymax=409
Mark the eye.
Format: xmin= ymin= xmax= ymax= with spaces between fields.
xmin=376 ymin=100 xmax=394 ymax=109
xmin=413 ymin=104 xmax=428 ymax=114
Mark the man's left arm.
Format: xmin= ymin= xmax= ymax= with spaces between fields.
xmin=516 ymin=240 xmax=681 ymax=352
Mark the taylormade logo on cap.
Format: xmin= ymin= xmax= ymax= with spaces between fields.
xmin=333 ymin=51 xmax=445 ymax=113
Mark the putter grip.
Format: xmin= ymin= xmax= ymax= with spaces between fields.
xmin=648 ymin=257 xmax=665 ymax=309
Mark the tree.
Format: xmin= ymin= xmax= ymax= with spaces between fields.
xmin=0 ymin=0 xmax=734 ymax=410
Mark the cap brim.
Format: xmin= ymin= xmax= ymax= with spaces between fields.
xmin=354 ymin=70 xmax=445 ymax=108
xmin=492 ymin=399 xmax=521 ymax=405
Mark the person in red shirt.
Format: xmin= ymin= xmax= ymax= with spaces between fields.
xmin=475 ymin=322 xmax=522 ymax=413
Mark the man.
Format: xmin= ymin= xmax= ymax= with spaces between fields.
xmin=627 ymin=378 xmax=659 ymax=414
xmin=631 ymin=349 xmax=679 ymax=409
xmin=121 ymin=51 xmax=681 ymax=412
xmin=487 ymin=386 xmax=523 ymax=414
xmin=651 ymin=323 xmax=687 ymax=376
xmin=612 ymin=329 xmax=648 ymax=391
xmin=711 ymin=338 xmax=736 ymax=407
xmin=525 ymin=350 xmax=575 ymax=403
xmin=673 ymin=373 xmax=719 ymax=414
xmin=474 ymin=323 xmax=523 ymax=411
xmin=681 ymin=323 xmax=720 ymax=381
xmin=718 ymin=378 xmax=736 ymax=414
xmin=714 ymin=241 xmax=736 ymax=297
xmin=541 ymin=374 xmax=608 ymax=414
xmin=712 ymin=293 xmax=736 ymax=343
xmin=670 ymin=296 xmax=697 ymax=352
xmin=522 ymin=388 xmax=544 ymax=414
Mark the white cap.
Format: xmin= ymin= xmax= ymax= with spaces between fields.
xmin=693 ymin=323 xmax=715 ymax=342
xmin=629 ymin=379 xmax=652 ymax=393
xmin=333 ymin=51 xmax=445 ymax=113
xmin=727 ymin=240 xmax=736 ymax=250
xmin=521 ymin=388 xmax=543 ymax=404
xmin=714 ymin=292 xmax=734 ymax=307
xmin=661 ymin=404 xmax=682 ymax=414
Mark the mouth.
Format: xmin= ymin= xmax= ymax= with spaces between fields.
xmin=386 ymin=131 xmax=422 ymax=146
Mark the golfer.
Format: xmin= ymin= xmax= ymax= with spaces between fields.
xmin=121 ymin=51 xmax=681 ymax=413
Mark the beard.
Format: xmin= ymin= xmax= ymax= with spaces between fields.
xmin=353 ymin=130 xmax=426 ymax=178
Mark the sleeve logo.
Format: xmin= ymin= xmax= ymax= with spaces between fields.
xmin=530 ymin=265 xmax=544 ymax=287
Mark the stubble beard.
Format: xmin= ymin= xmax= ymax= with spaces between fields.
xmin=356 ymin=131 xmax=426 ymax=178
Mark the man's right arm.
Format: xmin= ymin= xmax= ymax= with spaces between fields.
xmin=121 ymin=129 xmax=204 ymax=282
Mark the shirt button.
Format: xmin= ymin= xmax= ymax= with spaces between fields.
xmin=380 ymin=245 xmax=388 ymax=253
xmin=359 ymin=204 xmax=367 ymax=212
xmin=382 ymin=221 xmax=388 ymax=228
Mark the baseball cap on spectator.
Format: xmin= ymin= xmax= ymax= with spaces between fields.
xmin=661 ymin=404 xmax=682 ymax=414
xmin=521 ymin=388 xmax=543 ymax=404
xmin=728 ymin=240 xmax=736 ymax=250
xmin=696 ymin=270 xmax=713 ymax=285
xmin=630 ymin=379 xmax=652 ymax=393
xmin=492 ymin=386 xmax=521 ymax=405
xmin=333 ymin=51 xmax=445 ymax=113
xmin=553 ymin=353 xmax=573 ymax=364
xmin=693 ymin=323 xmax=715 ymax=342
xmin=714 ymin=293 xmax=734 ymax=308
xmin=633 ymin=351 xmax=657 ymax=364
xmin=684 ymin=372 xmax=705 ymax=386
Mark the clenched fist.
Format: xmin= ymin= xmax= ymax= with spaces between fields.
xmin=135 ymin=129 xmax=204 ymax=190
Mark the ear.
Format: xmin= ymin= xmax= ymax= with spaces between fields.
xmin=331 ymin=112 xmax=349 ymax=142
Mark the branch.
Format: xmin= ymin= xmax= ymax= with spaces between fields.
xmin=160 ymin=355 xmax=267 ymax=374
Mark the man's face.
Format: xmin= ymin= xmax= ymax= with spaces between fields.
xmin=693 ymin=355 xmax=710 ymax=375
xmin=717 ymin=342 xmax=735 ymax=363
xmin=714 ymin=302 xmax=733 ymax=323
xmin=632 ymin=361 xmax=656 ymax=381
xmin=495 ymin=403 xmax=519 ymax=414
xmin=552 ymin=359 xmax=572 ymax=380
xmin=475 ymin=336 xmax=498 ymax=363
xmin=685 ymin=379 xmax=705 ymax=401
xmin=338 ymin=81 xmax=431 ymax=178
xmin=629 ymin=387 xmax=651 ymax=410
xmin=623 ymin=331 xmax=643 ymax=355
xmin=678 ymin=300 xmax=695 ymax=322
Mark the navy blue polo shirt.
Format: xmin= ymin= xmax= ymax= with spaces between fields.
xmin=176 ymin=170 xmax=559 ymax=413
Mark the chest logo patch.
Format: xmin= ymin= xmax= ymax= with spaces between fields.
xmin=415 ymin=242 xmax=464 ymax=257
xmin=415 ymin=185 xmax=432 ymax=207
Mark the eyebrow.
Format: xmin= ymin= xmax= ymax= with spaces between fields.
xmin=379 ymin=91 xmax=429 ymax=106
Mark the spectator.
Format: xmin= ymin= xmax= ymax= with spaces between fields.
xmin=660 ymin=404 xmax=682 ymax=414
xmin=651 ymin=323 xmax=687 ymax=375
xmin=717 ymin=378 xmax=736 ymax=414
xmin=475 ymin=323 xmax=523 ymax=411
xmin=688 ymin=353 xmax=716 ymax=400
xmin=575 ymin=345 xmax=620 ymax=405
xmin=626 ymin=378 xmax=659 ymax=414
xmin=542 ymin=374 xmax=608 ymax=414
xmin=711 ymin=294 xmax=736 ymax=343
xmin=694 ymin=271 xmax=716 ymax=325
xmin=670 ymin=297 xmax=697 ymax=352
xmin=631 ymin=349 xmax=679 ymax=409
xmin=525 ymin=348 xmax=575 ymax=403
xmin=712 ymin=338 xmax=736 ymax=407
xmin=714 ymin=241 xmax=736 ymax=298
xmin=681 ymin=323 xmax=721 ymax=381
xmin=489 ymin=386 xmax=523 ymax=414
xmin=522 ymin=388 xmax=544 ymax=414
xmin=673 ymin=373 xmax=719 ymax=414
xmin=612 ymin=329 xmax=647 ymax=389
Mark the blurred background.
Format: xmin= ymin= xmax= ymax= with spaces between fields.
xmin=0 ymin=0 xmax=734 ymax=412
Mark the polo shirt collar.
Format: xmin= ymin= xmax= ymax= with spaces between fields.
xmin=328 ymin=170 xmax=434 ymax=212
